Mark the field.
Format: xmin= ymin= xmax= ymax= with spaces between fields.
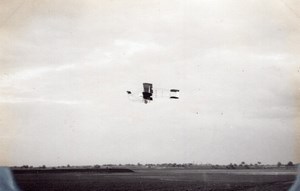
xmin=14 ymin=168 xmax=297 ymax=191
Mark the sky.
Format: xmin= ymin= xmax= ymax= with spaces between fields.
xmin=0 ymin=0 xmax=300 ymax=166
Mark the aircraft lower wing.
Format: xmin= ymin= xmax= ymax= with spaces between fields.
xmin=0 ymin=167 xmax=21 ymax=191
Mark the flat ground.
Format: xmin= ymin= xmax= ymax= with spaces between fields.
xmin=14 ymin=168 xmax=297 ymax=191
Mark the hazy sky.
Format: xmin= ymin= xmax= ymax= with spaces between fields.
xmin=0 ymin=0 xmax=300 ymax=166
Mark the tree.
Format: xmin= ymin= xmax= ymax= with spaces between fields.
xmin=287 ymin=161 xmax=294 ymax=167
xmin=227 ymin=163 xmax=235 ymax=169
xmin=277 ymin=162 xmax=282 ymax=168
xmin=94 ymin=165 xmax=101 ymax=169
xmin=21 ymin=165 xmax=29 ymax=169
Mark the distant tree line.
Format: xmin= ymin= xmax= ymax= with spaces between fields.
xmin=12 ymin=161 xmax=296 ymax=170
xmin=225 ymin=161 xmax=295 ymax=170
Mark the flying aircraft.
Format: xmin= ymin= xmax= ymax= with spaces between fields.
xmin=127 ymin=83 xmax=179 ymax=104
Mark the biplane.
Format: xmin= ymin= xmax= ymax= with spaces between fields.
xmin=127 ymin=83 xmax=179 ymax=104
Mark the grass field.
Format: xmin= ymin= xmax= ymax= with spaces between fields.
xmin=14 ymin=168 xmax=297 ymax=191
